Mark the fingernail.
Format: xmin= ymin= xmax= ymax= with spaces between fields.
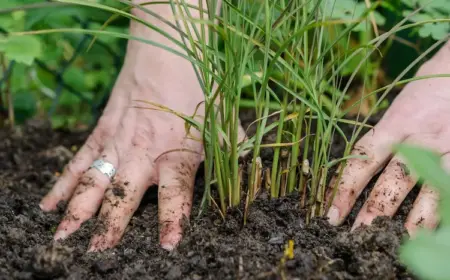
xmin=327 ymin=205 xmax=340 ymax=226
xmin=39 ymin=199 xmax=53 ymax=212
xmin=87 ymin=238 xmax=98 ymax=253
xmin=86 ymin=246 xmax=97 ymax=253
xmin=39 ymin=200 xmax=49 ymax=211
xmin=54 ymin=230 xmax=67 ymax=241
xmin=351 ymin=220 xmax=364 ymax=232
xmin=161 ymin=243 xmax=175 ymax=251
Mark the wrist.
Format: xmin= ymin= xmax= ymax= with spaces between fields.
xmin=121 ymin=1 xmax=207 ymax=98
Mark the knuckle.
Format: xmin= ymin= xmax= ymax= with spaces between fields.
xmin=158 ymin=163 xmax=197 ymax=198
xmin=73 ymin=175 xmax=101 ymax=196
xmin=163 ymin=176 xmax=190 ymax=191
xmin=64 ymin=159 xmax=85 ymax=178
xmin=131 ymin=126 xmax=152 ymax=148
xmin=95 ymin=117 xmax=116 ymax=139
xmin=336 ymin=183 xmax=358 ymax=200
xmin=366 ymin=199 xmax=386 ymax=215
xmin=351 ymin=143 xmax=374 ymax=163
xmin=75 ymin=117 xmax=115 ymax=158
xmin=84 ymin=134 xmax=103 ymax=154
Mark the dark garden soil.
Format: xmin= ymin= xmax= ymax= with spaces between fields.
xmin=0 ymin=110 xmax=419 ymax=280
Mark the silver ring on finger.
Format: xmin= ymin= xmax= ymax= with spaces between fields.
xmin=90 ymin=159 xmax=116 ymax=181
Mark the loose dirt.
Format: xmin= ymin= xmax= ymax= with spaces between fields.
xmin=0 ymin=115 xmax=419 ymax=279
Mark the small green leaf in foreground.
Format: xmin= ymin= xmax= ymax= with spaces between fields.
xmin=396 ymin=143 xmax=450 ymax=225
xmin=0 ymin=35 xmax=42 ymax=65
xmin=395 ymin=143 xmax=450 ymax=197
xmin=397 ymin=143 xmax=450 ymax=280
xmin=400 ymin=226 xmax=450 ymax=280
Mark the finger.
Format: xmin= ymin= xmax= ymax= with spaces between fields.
xmin=326 ymin=121 xmax=406 ymax=226
xmin=88 ymin=150 xmax=156 ymax=252
xmin=404 ymin=152 xmax=450 ymax=235
xmin=404 ymin=184 xmax=439 ymax=235
xmin=40 ymin=81 xmax=129 ymax=212
xmin=351 ymin=155 xmax=417 ymax=231
xmin=352 ymin=135 xmax=448 ymax=231
xmin=52 ymin=110 xmax=139 ymax=239
xmin=158 ymin=152 xmax=200 ymax=251
xmin=53 ymin=145 xmax=119 ymax=241
xmin=40 ymin=131 xmax=106 ymax=211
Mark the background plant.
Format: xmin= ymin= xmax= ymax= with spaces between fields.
xmin=0 ymin=0 xmax=128 ymax=129
xmin=401 ymin=0 xmax=450 ymax=40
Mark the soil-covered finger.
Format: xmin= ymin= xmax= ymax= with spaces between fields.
xmin=88 ymin=152 xmax=155 ymax=252
xmin=52 ymin=143 xmax=119 ymax=240
xmin=405 ymin=185 xmax=439 ymax=235
xmin=53 ymin=173 xmax=109 ymax=241
xmin=352 ymin=156 xmax=417 ymax=230
xmin=404 ymin=149 xmax=450 ymax=234
xmin=39 ymin=130 xmax=109 ymax=211
xmin=158 ymin=153 xmax=200 ymax=250
xmin=327 ymin=138 xmax=393 ymax=225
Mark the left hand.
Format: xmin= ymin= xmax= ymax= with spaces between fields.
xmin=39 ymin=0 xmax=245 ymax=252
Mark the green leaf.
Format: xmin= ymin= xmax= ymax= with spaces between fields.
xmin=63 ymin=67 xmax=87 ymax=92
xmin=39 ymin=38 xmax=65 ymax=62
xmin=396 ymin=143 xmax=450 ymax=225
xmin=402 ymin=10 xmax=433 ymax=23
xmin=0 ymin=0 xmax=25 ymax=9
xmin=51 ymin=115 xmax=66 ymax=129
xmin=318 ymin=0 xmax=386 ymax=32
xmin=402 ymin=0 xmax=450 ymax=15
xmin=379 ymin=2 xmax=397 ymax=12
xmin=0 ymin=35 xmax=42 ymax=65
xmin=440 ymin=199 xmax=450 ymax=226
xmin=59 ymin=90 xmax=81 ymax=108
xmin=0 ymin=14 xmax=21 ymax=32
xmin=400 ymin=226 xmax=450 ymax=280
xmin=402 ymin=5 xmax=450 ymax=40
xmin=395 ymin=143 xmax=450 ymax=196
xmin=419 ymin=22 xmax=450 ymax=40
xmin=13 ymin=90 xmax=37 ymax=123
xmin=9 ymin=63 xmax=29 ymax=92
xmin=84 ymin=69 xmax=111 ymax=89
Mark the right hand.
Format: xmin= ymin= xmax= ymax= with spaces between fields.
xmin=326 ymin=40 xmax=450 ymax=235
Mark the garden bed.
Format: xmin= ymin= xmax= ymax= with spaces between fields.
xmin=0 ymin=111 xmax=419 ymax=279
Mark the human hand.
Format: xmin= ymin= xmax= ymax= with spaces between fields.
xmin=326 ymin=40 xmax=450 ymax=235
xmin=39 ymin=1 xmax=242 ymax=252
xmin=40 ymin=52 xmax=205 ymax=251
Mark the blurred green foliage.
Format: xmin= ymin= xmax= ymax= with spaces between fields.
xmin=0 ymin=0 xmax=129 ymax=129
xmin=397 ymin=144 xmax=450 ymax=280
xmin=0 ymin=0 xmax=447 ymax=129
xmin=401 ymin=0 xmax=450 ymax=40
